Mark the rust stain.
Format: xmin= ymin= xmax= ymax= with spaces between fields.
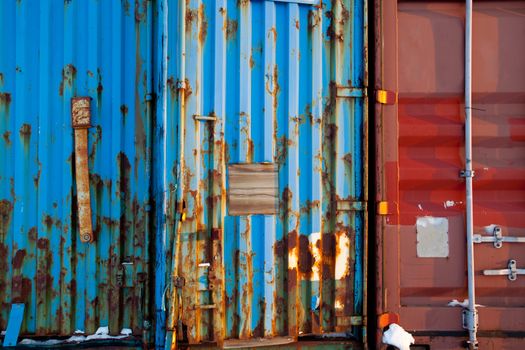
xmin=33 ymin=161 xmax=41 ymax=188
xmin=184 ymin=78 xmax=193 ymax=97
xmin=58 ymin=64 xmax=77 ymax=97
xmin=123 ymin=0 xmax=131 ymax=16
xmin=186 ymin=7 xmax=198 ymax=31
xmin=268 ymin=27 xmax=277 ymax=41
xmin=117 ymin=152 xmax=131 ymax=199
xmin=309 ymin=9 xmax=321 ymax=29
xmin=12 ymin=249 xmax=26 ymax=269
xmin=0 ymin=92 xmax=10 ymax=107
xmin=224 ymin=17 xmax=238 ymax=40
xmin=167 ymin=76 xmax=177 ymax=100
xmin=2 ymin=131 xmax=11 ymax=146
xmin=199 ymin=3 xmax=208 ymax=44
xmin=0 ymin=200 xmax=13 ymax=236
xmin=134 ymin=10 xmax=147 ymax=176
xmin=43 ymin=214 xmax=54 ymax=230
xmin=37 ymin=237 xmax=50 ymax=250
xmin=89 ymin=125 xmax=102 ymax=162
xmin=0 ymin=72 xmax=3 ymax=85
xmin=134 ymin=0 xmax=147 ymax=23
xmin=12 ymin=276 xmax=32 ymax=304
xmin=273 ymin=65 xmax=280 ymax=109
xmin=120 ymin=104 xmax=128 ymax=116
xmin=28 ymin=227 xmax=37 ymax=241
xmin=340 ymin=0 xmax=350 ymax=24
xmin=298 ymin=234 xmax=314 ymax=276
xmin=19 ymin=123 xmax=31 ymax=138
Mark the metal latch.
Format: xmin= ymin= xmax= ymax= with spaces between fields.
xmin=483 ymin=259 xmax=525 ymax=281
xmin=460 ymin=170 xmax=475 ymax=178
xmin=71 ymin=97 xmax=94 ymax=243
xmin=462 ymin=309 xmax=478 ymax=331
xmin=473 ymin=226 xmax=525 ymax=248
xmin=116 ymin=260 xmax=134 ymax=287
xmin=375 ymin=89 xmax=397 ymax=105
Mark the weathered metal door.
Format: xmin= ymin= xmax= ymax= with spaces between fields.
xmin=375 ymin=1 xmax=525 ymax=348
xmin=0 ymin=0 xmax=153 ymax=337
xmin=163 ymin=0 xmax=367 ymax=346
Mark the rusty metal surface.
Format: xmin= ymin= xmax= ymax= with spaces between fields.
xmin=375 ymin=0 xmax=525 ymax=348
xmin=73 ymin=128 xmax=94 ymax=243
xmin=157 ymin=0 xmax=367 ymax=347
xmin=72 ymin=97 xmax=94 ymax=243
xmin=71 ymin=97 xmax=92 ymax=129
xmin=0 ymin=0 xmax=153 ymax=340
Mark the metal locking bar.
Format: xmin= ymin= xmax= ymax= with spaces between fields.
xmin=71 ymin=97 xmax=94 ymax=243
xmin=193 ymin=114 xmax=217 ymax=121
xmin=473 ymin=226 xmax=525 ymax=248
xmin=336 ymin=86 xmax=367 ymax=98
xmin=483 ymin=260 xmax=525 ymax=281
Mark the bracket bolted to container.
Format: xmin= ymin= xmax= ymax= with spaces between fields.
xmin=71 ymin=97 xmax=94 ymax=243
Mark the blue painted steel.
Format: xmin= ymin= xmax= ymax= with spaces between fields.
xmin=158 ymin=0 xmax=367 ymax=346
xmin=0 ymin=0 xmax=153 ymax=339
xmin=3 ymin=303 xmax=25 ymax=346
xmin=0 ymin=0 xmax=366 ymax=347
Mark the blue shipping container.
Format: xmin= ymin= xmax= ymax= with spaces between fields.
xmin=0 ymin=0 xmax=153 ymax=339
xmin=155 ymin=0 xmax=368 ymax=348
xmin=0 ymin=0 xmax=367 ymax=348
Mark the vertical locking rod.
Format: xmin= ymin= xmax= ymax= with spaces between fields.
xmin=464 ymin=1 xmax=478 ymax=348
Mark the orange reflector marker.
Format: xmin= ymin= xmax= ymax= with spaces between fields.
xmin=378 ymin=312 xmax=400 ymax=329
xmin=378 ymin=201 xmax=389 ymax=215
xmin=376 ymin=89 xmax=397 ymax=105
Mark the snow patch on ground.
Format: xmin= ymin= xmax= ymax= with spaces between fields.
xmin=120 ymin=328 xmax=133 ymax=336
xmin=382 ymin=323 xmax=414 ymax=350
xmin=66 ymin=335 xmax=88 ymax=343
xmin=448 ymin=299 xmax=485 ymax=308
xmin=18 ymin=326 xmax=132 ymax=345
xmin=19 ymin=339 xmax=63 ymax=345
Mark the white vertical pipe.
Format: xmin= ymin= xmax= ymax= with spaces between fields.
xmin=465 ymin=0 xmax=478 ymax=348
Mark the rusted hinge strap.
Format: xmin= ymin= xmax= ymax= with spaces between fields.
xmin=336 ymin=86 xmax=367 ymax=98
xmin=71 ymin=97 xmax=94 ymax=243
xmin=376 ymin=89 xmax=397 ymax=105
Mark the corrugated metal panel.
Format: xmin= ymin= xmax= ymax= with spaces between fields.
xmin=0 ymin=0 xmax=153 ymax=338
xmin=375 ymin=1 xmax=525 ymax=348
xmin=158 ymin=0 xmax=367 ymax=347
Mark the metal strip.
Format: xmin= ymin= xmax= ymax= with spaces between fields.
xmin=3 ymin=304 xmax=25 ymax=347
xmin=71 ymin=97 xmax=94 ymax=243
xmin=336 ymin=86 xmax=366 ymax=98
xmin=464 ymin=1 xmax=478 ymax=348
